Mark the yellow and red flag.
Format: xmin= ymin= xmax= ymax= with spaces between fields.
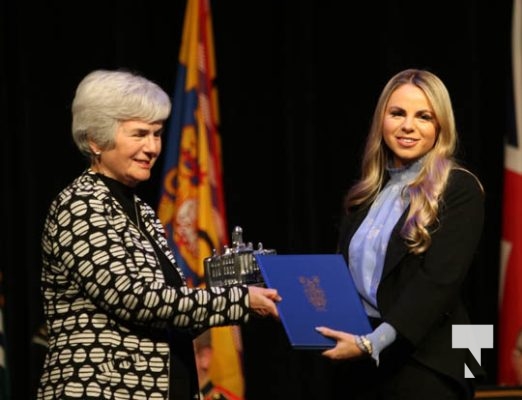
xmin=157 ymin=0 xmax=244 ymax=396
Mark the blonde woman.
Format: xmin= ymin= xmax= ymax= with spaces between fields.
xmin=316 ymin=69 xmax=484 ymax=399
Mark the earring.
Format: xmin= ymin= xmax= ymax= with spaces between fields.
xmin=93 ymin=151 xmax=101 ymax=156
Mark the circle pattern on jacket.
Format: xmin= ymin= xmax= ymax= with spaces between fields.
xmin=38 ymin=171 xmax=250 ymax=399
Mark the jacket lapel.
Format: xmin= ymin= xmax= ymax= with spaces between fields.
xmin=137 ymin=201 xmax=186 ymax=281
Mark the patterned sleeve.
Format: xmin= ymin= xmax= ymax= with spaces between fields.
xmin=41 ymin=186 xmax=250 ymax=331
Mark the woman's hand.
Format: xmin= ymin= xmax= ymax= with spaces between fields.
xmin=315 ymin=326 xmax=365 ymax=360
xmin=247 ymin=285 xmax=282 ymax=319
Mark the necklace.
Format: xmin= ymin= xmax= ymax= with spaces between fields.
xmin=132 ymin=199 xmax=166 ymax=272
xmin=131 ymin=196 xmax=183 ymax=286
xmin=134 ymin=198 xmax=141 ymax=232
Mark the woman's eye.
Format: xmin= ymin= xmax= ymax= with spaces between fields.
xmin=420 ymin=113 xmax=433 ymax=121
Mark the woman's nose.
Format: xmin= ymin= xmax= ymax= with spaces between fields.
xmin=144 ymin=135 xmax=161 ymax=154
xmin=401 ymin=117 xmax=415 ymax=133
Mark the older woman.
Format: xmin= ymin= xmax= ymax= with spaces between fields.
xmin=38 ymin=69 xmax=280 ymax=400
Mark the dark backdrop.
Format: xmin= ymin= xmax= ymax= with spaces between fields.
xmin=1 ymin=1 xmax=511 ymax=398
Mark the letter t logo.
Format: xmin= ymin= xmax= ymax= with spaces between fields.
xmin=452 ymin=324 xmax=493 ymax=378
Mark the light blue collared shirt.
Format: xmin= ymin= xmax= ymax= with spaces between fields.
xmin=348 ymin=158 xmax=423 ymax=362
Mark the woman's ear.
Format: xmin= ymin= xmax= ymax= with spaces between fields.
xmin=88 ymin=140 xmax=101 ymax=156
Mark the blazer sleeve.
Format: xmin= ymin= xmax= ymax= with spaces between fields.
xmin=41 ymin=186 xmax=251 ymax=331
xmin=381 ymin=169 xmax=485 ymax=345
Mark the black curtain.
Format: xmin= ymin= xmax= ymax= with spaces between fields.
xmin=1 ymin=1 xmax=510 ymax=398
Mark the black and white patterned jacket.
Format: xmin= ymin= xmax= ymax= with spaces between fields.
xmin=37 ymin=169 xmax=250 ymax=400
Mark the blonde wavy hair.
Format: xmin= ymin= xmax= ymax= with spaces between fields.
xmin=344 ymin=69 xmax=464 ymax=254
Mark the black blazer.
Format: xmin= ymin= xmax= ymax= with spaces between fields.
xmin=337 ymin=168 xmax=485 ymax=387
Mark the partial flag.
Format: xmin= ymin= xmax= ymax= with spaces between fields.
xmin=157 ymin=0 xmax=244 ymax=396
xmin=498 ymin=0 xmax=522 ymax=386
xmin=0 ymin=269 xmax=9 ymax=399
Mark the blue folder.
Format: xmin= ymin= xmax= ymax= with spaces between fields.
xmin=254 ymin=253 xmax=372 ymax=349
